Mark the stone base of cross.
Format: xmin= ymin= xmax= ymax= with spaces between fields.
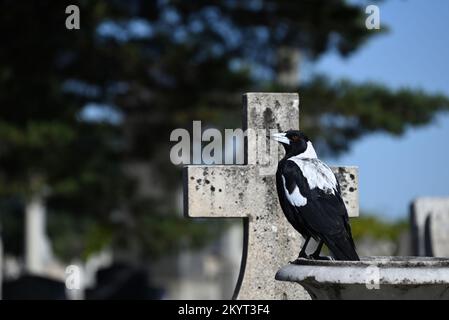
xmin=184 ymin=93 xmax=359 ymax=300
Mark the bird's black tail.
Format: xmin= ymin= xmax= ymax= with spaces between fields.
xmin=323 ymin=232 xmax=359 ymax=261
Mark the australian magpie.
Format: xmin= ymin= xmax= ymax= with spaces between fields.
xmin=272 ymin=130 xmax=359 ymax=261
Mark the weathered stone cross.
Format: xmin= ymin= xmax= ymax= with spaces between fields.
xmin=184 ymin=93 xmax=359 ymax=299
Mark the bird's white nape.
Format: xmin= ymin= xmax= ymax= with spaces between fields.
xmin=287 ymin=157 xmax=338 ymax=195
xmin=298 ymin=141 xmax=317 ymax=159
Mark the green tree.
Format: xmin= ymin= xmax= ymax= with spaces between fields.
xmin=1 ymin=0 xmax=448 ymax=261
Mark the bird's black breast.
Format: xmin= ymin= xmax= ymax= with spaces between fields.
xmin=275 ymin=159 xmax=312 ymax=238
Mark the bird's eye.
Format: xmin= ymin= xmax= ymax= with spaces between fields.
xmin=291 ymin=136 xmax=301 ymax=142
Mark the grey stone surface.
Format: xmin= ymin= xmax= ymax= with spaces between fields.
xmin=411 ymin=197 xmax=449 ymax=256
xmin=276 ymin=256 xmax=449 ymax=300
xmin=184 ymin=93 xmax=359 ymax=300
xmin=429 ymin=210 xmax=449 ymax=257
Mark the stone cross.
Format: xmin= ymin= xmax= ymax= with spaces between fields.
xmin=184 ymin=93 xmax=359 ymax=299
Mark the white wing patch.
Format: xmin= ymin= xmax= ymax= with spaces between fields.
xmin=282 ymin=175 xmax=307 ymax=207
xmin=287 ymin=157 xmax=338 ymax=195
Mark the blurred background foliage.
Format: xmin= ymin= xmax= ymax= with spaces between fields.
xmin=351 ymin=214 xmax=408 ymax=243
xmin=0 ymin=0 xmax=448 ymax=262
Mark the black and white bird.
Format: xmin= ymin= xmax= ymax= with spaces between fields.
xmin=272 ymin=130 xmax=359 ymax=261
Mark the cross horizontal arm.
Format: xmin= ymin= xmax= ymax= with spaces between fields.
xmin=331 ymin=166 xmax=359 ymax=218
xmin=184 ymin=165 xmax=359 ymax=218
xmin=184 ymin=165 xmax=255 ymax=218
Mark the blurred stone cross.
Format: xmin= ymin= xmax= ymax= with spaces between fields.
xmin=183 ymin=93 xmax=359 ymax=299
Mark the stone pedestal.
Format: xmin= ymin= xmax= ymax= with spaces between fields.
xmin=275 ymin=256 xmax=449 ymax=300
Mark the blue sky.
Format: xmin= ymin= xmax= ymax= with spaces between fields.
xmin=309 ymin=0 xmax=449 ymax=220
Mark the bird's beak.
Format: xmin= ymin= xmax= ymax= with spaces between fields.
xmin=271 ymin=132 xmax=290 ymax=145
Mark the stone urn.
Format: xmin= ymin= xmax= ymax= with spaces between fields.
xmin=275 ymin=256 xmax=449 ymax=300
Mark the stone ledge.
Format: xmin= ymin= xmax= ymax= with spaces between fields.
xmin=275 ymin=256 xmax=449 ymax=299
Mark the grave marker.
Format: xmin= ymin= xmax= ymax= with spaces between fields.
xmin=411 ymin=197 xmax=449 ymax=257
xmin=184 ymin=93 xmax=359 ymax=299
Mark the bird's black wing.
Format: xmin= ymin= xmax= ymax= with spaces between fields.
xmin=282 ymin=160 xmax=359 ymax=261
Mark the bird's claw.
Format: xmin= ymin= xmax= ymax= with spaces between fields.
xmin=289 ymin=253 xmax=312 ymax=264
xmin=289 ymin=254 xmax=334 ymax=264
